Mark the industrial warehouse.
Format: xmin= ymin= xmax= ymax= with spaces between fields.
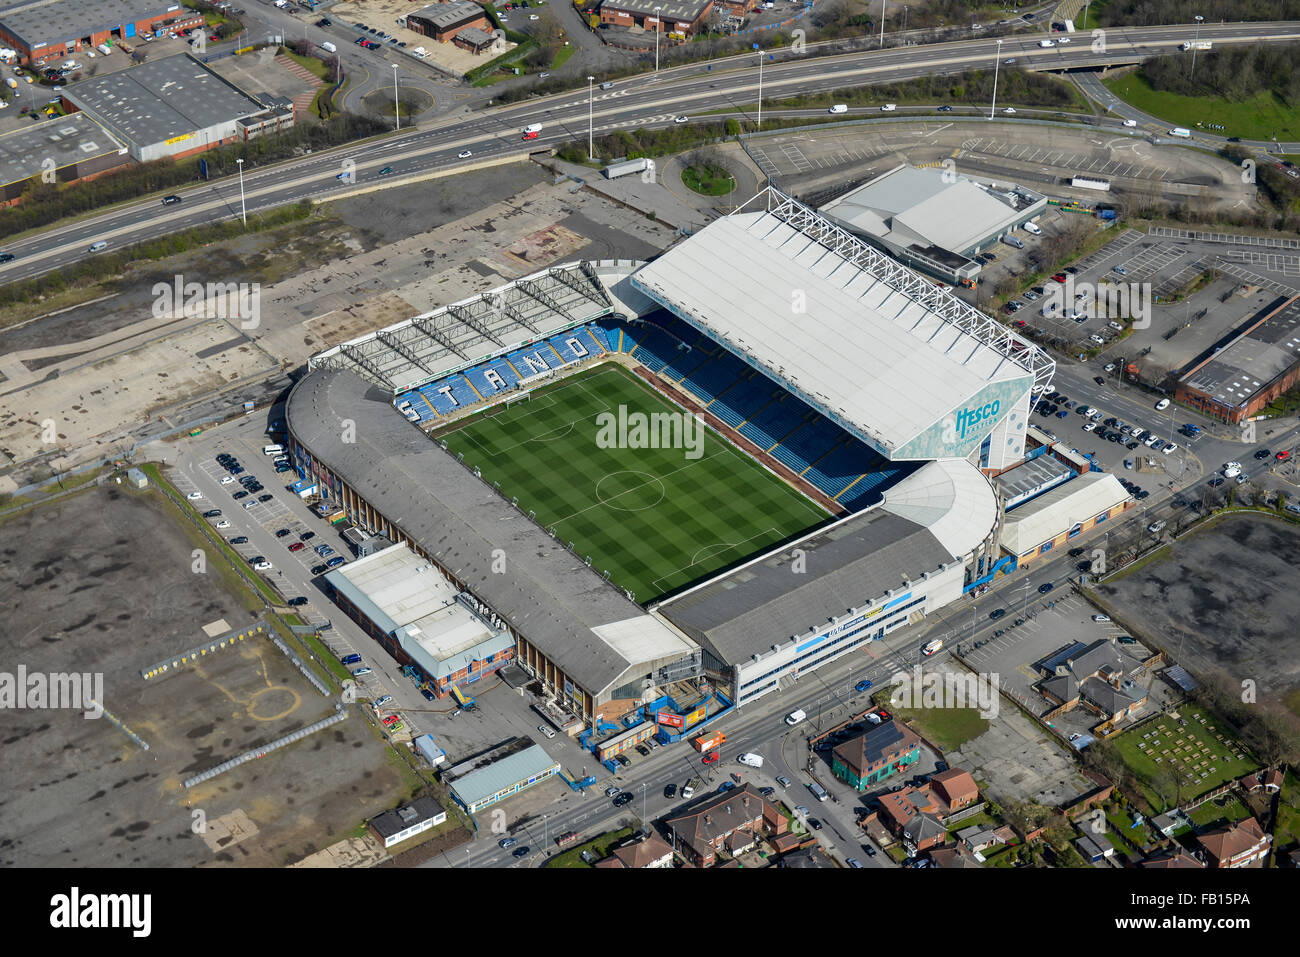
xmin=59 ymin=53 xmax=294 ymax=161
xmin=0 ymin=0 xmax=203 ymax=63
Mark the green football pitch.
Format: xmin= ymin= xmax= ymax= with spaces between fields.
xmin=436 ymin=364 xmax=828 ymax=603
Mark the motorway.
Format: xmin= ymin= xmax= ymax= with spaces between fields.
xmin=5 ymin=21 xmax=1300 ymax=283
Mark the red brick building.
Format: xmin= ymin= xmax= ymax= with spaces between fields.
xmin=408 ymin=2 xmax=490 ymax=43
xmin=599 ymin=0 xmax=714 ymax=37
xmin=1197 ymin=818 xmax=1272 ymax=868
xmin=664 ymin=784 xmax=780 ymax=867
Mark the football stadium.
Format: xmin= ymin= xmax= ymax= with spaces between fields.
xmin=287 ymin=187 xmax=1054 ymax=725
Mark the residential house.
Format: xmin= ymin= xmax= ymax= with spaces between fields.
xmin=598 ymin=833 xmax=674 ymax=869
xmin=929 ymin=843 xmax=984 ymax=868
xmin=1037 ymin=638 xmax=1147 ymax=722
xmin=1140 ymin=847 xmax=1205 ymax=868
xmin=831 ymin=720 xmax=922 ymax=791
xmin=1197 ymin=817 xmax=1272 ymax=868
xmin=664 ymin=784 xmax=776 ymax=867
xmin=930 ymin=768 xmax=979 ymax=812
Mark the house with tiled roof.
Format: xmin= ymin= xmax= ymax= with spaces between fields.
xmin=903 ymin=810 xmax=947 ymax=853
xmin=599 ymin=833 xmax=674 ymax=869
xmin=1036 ymin=638 xmax=1147 ymax=722
xmin=929 ymin=843 xmax=984 ymax=868
xmin=831 ymin=720 xmax=922 ymax=791
xmin=930 ymin=768 xmax=979 ymax=812
xmin=1140 ymin=847 xmax=1205 ymax=869
xmin=1197 ymin=817 xmax=1272 ymax=868
xmin=664 ymin=784 xmax=778 ymax=867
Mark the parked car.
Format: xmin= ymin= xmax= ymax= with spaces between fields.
xmin=663 ymin=783 xmax=676 ymax=798
xmin=326 ymin=556 xmax=346 ymax=568
xmin=229 ymin=536 xmax=249 ymax=545
xmin=1092 ymin=614 xmax=1111 ymax=622
xmin=702 ymin=752 xmax=719 ymax=764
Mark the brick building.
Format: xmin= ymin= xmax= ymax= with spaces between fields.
xmin=0 ymin=0 xmax=204 ymax=65
xmin=599 ymin=0 xmax=714 ymax=37
xmin=830 ymin=720 xmax=922 ymax=791
xmin=408 ymin=2 xmax=490 ymax=43
xmin=1197 ymin=818 xmax=1272 ymax=868
xmin=664 ymin=784 xmax=781 ymax=867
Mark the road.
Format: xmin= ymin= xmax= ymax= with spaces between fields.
xmin=4 ymin=21 xmax=1300 ymax=283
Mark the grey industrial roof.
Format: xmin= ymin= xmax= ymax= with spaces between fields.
xmin=0 ymin=0 xmax=177 ymax=48
xmin=656 ymin=504 xmax=954 ymax=667
xmin=0 ymin=111 xmax=126 ymax=189
xmin=455 ymin=26 xmax=494 ymax=45
xmin=821 ymin=165 xmax=1036 ymax=254
xmin=286 ymin=367 xmax=694 ymax=696
xmin=62 ymin=53 xmax=266 ymax=151
xmin=1180 ymin=296 xmax=1300 ymax=407
xmin=369 ymin=796 xmax=445 ymax=839
xmin=411 ymin=1 xmax=485 ymax=30
xmin=601 ymin=0 xmax=713 ymax=21
xmin=630 ymin=188 xmax=1047 ymax=460
xmin=448 ymin=743 xmax=559 ymax=808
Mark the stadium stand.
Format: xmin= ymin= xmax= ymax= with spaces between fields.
xmin=379 ymin=299 xmax=913 ymax=513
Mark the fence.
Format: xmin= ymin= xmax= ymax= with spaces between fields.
xmin=183 ymin=704 xmax=348 ymax=788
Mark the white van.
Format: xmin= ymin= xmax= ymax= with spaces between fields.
xmin=880 ymin=103 xmax=896 ymax=112
xmin=88 ymin=240 xmax=108 ymax=253
xmin=1123 ymin=119 xmax=1138 ymax=127
xmin=320 ymin=41 xmax=337 ymax=53
xmin=737 ymin=752 xmax=764 ymax=768
xmin=828 ymin=103 xmax=847 ymax=114
xmin=1023 ymin=221 xmax=1042 ymax=235
xmin=922 ymin=638 xmax=943 ymax=657
xmin=523 ymin=122 xmax=542 ymax=134
xmin=263 ymin=443 xmax=285 ymax=456
xmin=1038 ymin=39 xmax=1056 ymax=47
xmin=784 ymin=709 xmax=807 ymax=726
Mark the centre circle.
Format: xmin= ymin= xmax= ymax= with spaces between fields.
xmin=595 ymin=470 xmax=666 ymax=512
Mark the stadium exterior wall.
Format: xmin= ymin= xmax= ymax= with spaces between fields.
xmin=728 ymin=562 xmax=964 ymax=707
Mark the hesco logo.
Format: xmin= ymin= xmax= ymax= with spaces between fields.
xmin=943 ymin=399 xmax=1001 ymax=444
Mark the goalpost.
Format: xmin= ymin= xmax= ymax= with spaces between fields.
xmin=505 ymin=390 xmax=532 ymax=408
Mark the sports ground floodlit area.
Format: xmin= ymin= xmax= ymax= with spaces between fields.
xmin=436 ymin=363 xmax=829 ymax=602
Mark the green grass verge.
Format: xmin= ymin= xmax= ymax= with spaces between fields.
xmin=1102 ymin=72 xmax=1300 ymax=142
xmin=436 ymin=363 xmax=827 ymax=602
xmin=682 ymin=163 xmax=735 ymax=196
xmin=545 ymin=826 xmax=635 ymax=867
xmin=885 ymin=703 xmax=989 ymax=752
xmin=284 ymin=49 xmax=331 ymax=82
xmin=551 ymin=44 xmax=575 ymax=69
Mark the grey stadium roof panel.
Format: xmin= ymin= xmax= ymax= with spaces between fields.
xmin=656 ymin=505 xmax=955 ymax=667
xmin=285 ymin=367 xmax=693 ymax=697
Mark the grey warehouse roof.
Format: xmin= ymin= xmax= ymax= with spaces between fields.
xmin=62 ymin=53 xmax=266 ymax=152
xmin=601 ymin=0 xmax=713 ymax=20
xmin=447 ymin=743 xmax=559 ymax=809
xmin=286 ymin=367 xmax=694 ymax=697
xmin=0 ymin=0 xmax=177 ymax=48
xmin=411 ymin=1 xmax=485 ymax=30
xmin=656 ymin=503 xmax=955 ymax=667
xmin=0 ymin=111 xmax=126 ymax=188
xmin=1180 ymin=296 xmax=1300 ymax=408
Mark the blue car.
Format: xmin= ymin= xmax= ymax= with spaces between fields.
xmin=719 ymin=781 xmax=736 ymax=792
xmin=1056 ymin=409 xmax=1069 ymax=418
xmin=855 ymin=679 xmax=873 ymax=693
xmin=326 ymin=556 xmax=346 ymax=568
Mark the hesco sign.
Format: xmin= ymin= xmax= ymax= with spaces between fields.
xmin=892 ymin=377 xmax=1033 ymax=460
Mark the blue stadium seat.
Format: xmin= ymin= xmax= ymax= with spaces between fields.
xmin=508 ymin=345 xmax=564 ymax=380
xmin=707 ymin=374 xmax=773 ymax=428
xmin=548 ymin=329 xmax=600 ymax=365
xmin=740 ymin=398 xmax=806 ymax=450
xmin=421 ymin=375 xmax=478 ymax=415
xmin=627 ymin=323 xmax=678 ymax=373
xmin=678 ymin=351 xmax=748 ymax=405
xmin=805 ymin=442 xmax=885 ymax=498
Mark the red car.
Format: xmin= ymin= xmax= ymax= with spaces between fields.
xmin=1051 ymin=273 xmax=1067 ymax=283
xmin=702 ymin=752 xmax=719 ymax=764
xmin=1276 ymin=450 xmax=1291 ymax=461
xmin=288 ymin=541 xmax=306 ymax=552
xmin=382 ymin=715 xmax=400 ymax=726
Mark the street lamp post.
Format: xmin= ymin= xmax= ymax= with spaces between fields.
xmin=587 ymin=76 xmax=595 ymax=160
xmin=653 ymin=6 xmax=662 ymax=74
xmin=543 ymin=814 xmax=548 ymax=848
xmin=235 ymin=158 xmax=246 ymax=226
xmin=1191 ymin=15 xmax=1204 ymax=80
xmin=989 ymin=39 xmax=1003 ymax=119
xmin=754 ymin=45 xmax=763 ymax=131
xmin=879 ymin=0 xmax=886 ymax=47
xmin=392 ymin=64 xmax=400 ymax=131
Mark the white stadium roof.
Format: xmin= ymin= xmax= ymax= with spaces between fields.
xmin=630 ymin=188 xmax=1052 ymax=461
xmin=881 ymin=458 xmax=999 ymax=559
